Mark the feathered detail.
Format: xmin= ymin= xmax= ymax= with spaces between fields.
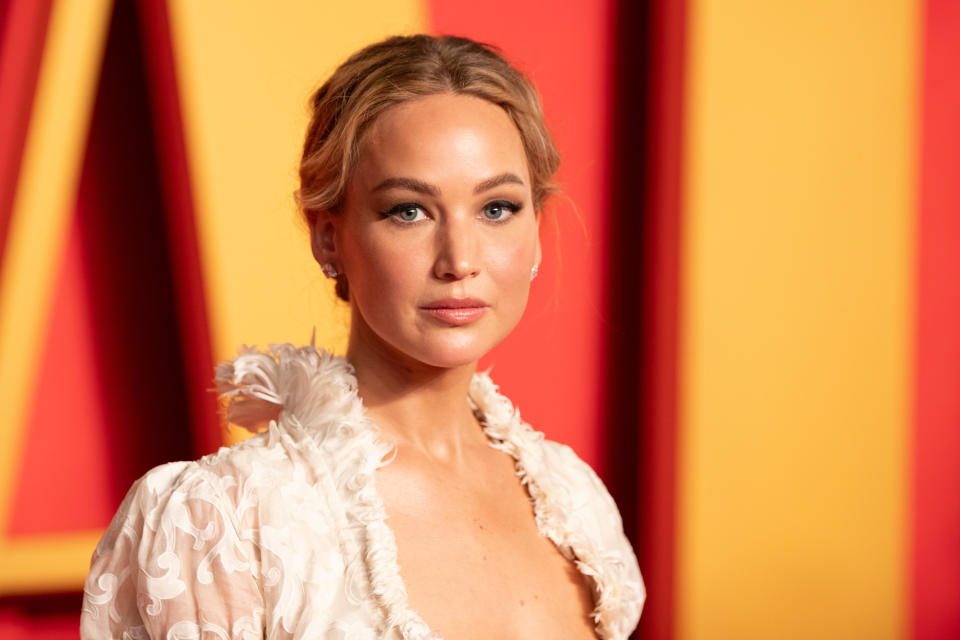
xmin=212 ymin=343 xmax=644 ymax=639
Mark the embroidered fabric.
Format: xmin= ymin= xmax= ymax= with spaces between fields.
xmin=80 ymin=344 xmax=645 ymax=639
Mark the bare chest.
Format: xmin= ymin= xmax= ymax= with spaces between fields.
xmin=375 ymin=448 xmax=598 ymax=640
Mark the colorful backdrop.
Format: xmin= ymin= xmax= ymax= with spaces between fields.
xmin=0 ymin=0 xmax=957 ymax=638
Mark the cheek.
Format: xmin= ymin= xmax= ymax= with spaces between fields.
xmin=341 ymin=227 xmax=422 ymax=302
xmin=485 ymin=234 xmax=538 ymax=295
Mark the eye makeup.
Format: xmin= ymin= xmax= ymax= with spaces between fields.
xmin=377 ymin=199 xmax=525 ymax=226
xmin=481 ymin=199 xmax=523 ymax=224
xmin=379 ymin=202 xmax=427 ymax=224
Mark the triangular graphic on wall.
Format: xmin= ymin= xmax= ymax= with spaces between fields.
xmin=0 ymin=0 xmax=201 ymax=593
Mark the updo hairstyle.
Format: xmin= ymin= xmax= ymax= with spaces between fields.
xmin=296 ymin=34 xmax=560 ymax=301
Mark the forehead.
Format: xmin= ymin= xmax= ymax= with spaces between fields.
xmin=353 ymin=93 xmax=530 ymax=189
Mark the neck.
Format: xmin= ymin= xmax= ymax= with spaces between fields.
xmin=345 ymin=317 xmax=485 ymax=461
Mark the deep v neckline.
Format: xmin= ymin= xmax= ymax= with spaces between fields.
xmin=352 ymin=381 xmax=601 ymax=640
xmin=216 ymin=344 xmax=638 ymax=639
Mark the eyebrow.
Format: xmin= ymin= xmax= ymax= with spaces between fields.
xmin=473 ymin=172 xmax=525 ymax=194
xmin=370 ymin=172 xmax=526 ymax=197
xmin=371 ymin=177 xmax=440 ymax=196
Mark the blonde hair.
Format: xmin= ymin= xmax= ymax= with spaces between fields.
xmin=296 ymin=34 xmax=561 ymax=300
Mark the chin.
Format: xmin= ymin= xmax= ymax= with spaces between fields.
xmin=410 ymin=341 xmax=492 ymax=370
xmin=400 ymin=328 xmax=506 ymax=370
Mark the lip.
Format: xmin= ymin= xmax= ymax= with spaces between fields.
xmin=420 ymin=297 xmax=489 ymax=325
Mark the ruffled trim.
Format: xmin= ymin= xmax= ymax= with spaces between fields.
xmin=215 ymin=343 xmax=638 ymax=639
xmin=468 ymin=374 xmax=642 ymax=639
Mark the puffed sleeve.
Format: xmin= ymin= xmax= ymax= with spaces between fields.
xmin=80 ymin=461 xmax=264 ymax=639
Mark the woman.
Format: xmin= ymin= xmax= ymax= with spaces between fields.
xmin=81 ymin=34 xmax=645 ymax=639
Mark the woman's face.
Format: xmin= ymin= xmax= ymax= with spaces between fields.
xmin=324 ymin=93 xmax=541 ymax=370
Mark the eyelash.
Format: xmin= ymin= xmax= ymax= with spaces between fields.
xmin=379 ymin=200 xmax=523 ymax=225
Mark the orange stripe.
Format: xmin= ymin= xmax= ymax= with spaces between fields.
xmin=0 ymin=0 xmax=52 ymax=259
xmin=678 ymin=2 xmax=915 ymax=637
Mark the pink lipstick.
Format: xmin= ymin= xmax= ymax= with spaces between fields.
xmin=420 ymin=298 xmax=488 ymax=325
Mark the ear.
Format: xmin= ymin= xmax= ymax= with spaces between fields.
xmin=309 ymin=210 xmax=338 ymax=266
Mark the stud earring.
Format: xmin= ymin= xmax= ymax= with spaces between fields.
xmin=321 ymin=263 xmax=339 ymax=279
xmin=530 ymin=264 xmax=539 ymax=281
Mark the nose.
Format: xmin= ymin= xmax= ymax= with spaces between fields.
xmin=433 ymin=213 xmax=480 ymax=281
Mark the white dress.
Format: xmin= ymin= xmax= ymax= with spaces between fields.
xmin=80 ymin=344 xmax=645 ymax=639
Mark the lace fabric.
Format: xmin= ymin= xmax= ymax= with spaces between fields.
xmin=80 ymin=344 xmax=645 ymax=639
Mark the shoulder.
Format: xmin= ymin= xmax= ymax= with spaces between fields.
xmin=534 ymin=438 xmax=626 ymax=532
xmin=467 ymin=370 xmax=631 ymax=548
xmin=127 ymin=428 xmax=292 ymax=513
xmin=82 ymin=448 xmax=271 ymax=638
xmin=89 ymin=418 xmax=334 ymax=581
xmin=91 ymin=442 xmax=250 ymax=562
xmin=527 ymin=437 xmax=647 ymax=637
xmin=536 ymin=438 xmax=604 ymax=490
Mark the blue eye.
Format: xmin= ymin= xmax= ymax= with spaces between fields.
xmin=382 ymin=203 xmax=427 ymax=223
xmin=482 ymin=200 xmax=521 ymax=222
